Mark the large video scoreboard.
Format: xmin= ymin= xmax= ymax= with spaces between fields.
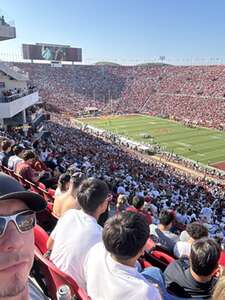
xmin=22 ymin=43 xmax=82 ymax=62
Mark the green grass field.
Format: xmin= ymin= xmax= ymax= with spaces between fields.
xmin=78 ymin=114 xmax=225 ymax=165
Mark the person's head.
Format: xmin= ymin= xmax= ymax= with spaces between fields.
xmin=213 ymin=275 xmax=225 ymax=300
xmin=57 ymin=173 xmax=71 ymax=192
xmin=159 ymin=209 xmax=175 ymax=229
xmin=77 ymin=178 xmax=109 ymax=218
xmin=0 ymin=173 xmax=46 ymax=298
xmin=190 ymin=238 xmax=221 ymax=278
xmin=13 ymin=145 xmax=25 ymax=158
xmin=22 ymin=150 xmax=36 ymax=164
xmin=1 ymin=140 xmax=12 ymax=153
xmin=70 ymin=172 xmax=86 ymax=193
xmin=117 ymin=194 xmax=127 ymax=206
xmin=103 ymin=212 xmax=149 ymax=263
xmin=186 ymin=222 xmax=208 ymax=241
xmin=132 ymin=195 xmax=144 ymax=210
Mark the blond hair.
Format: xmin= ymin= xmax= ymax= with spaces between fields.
xmin=213 ymin=275 xmax=225 ymax=300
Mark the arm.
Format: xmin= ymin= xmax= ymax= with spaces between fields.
xmin=46 ymin=236 xmax=54 ymax=250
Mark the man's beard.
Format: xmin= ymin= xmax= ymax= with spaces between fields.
xmin=0 ymin=273 xmax=26 ymax=298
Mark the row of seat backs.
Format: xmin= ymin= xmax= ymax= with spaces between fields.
xmin=0 ymin=165 xmax=55 ymax=202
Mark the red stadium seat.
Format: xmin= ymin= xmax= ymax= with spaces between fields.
xmin=151 ymin=250 xmax=175 ymax=265
xmin=48 ymin=188 xmax=55 ymax=198
xmin=145 ymin=238 xmax=156 ymax=252
xmin=38 ymin=182 xmax=46 ymax=190
xmin=34 ymin=225 xmax=49 ymax=254
xmin=138 ymin=257 xmax=152 ymax=269
xmin=33 ymin=247 xmax=91 ymax=300
xmin=219 ymin=251 xmax=225 ymax=266
xmin=144 ymin=249 xmax=175 ymax=271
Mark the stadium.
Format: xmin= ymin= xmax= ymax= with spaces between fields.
xmin=1 ymin=3 xmax=225 ymax=300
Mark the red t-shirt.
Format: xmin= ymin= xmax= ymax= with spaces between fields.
xmin=126 ymin=206 xmax=152 ymax=225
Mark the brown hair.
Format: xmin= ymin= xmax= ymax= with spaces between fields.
xmin=213 ymin=275 xmax=225 ymax=300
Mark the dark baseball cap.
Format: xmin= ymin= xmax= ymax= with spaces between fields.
xmin=0 ymin=173 xmax=47 ymax=212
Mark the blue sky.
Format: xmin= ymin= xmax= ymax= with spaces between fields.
xmin=1 ymin=0 xmax=225 ymax=64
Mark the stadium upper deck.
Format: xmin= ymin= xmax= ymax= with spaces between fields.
xmin=14 ymin=62 xmax=225 ymax=130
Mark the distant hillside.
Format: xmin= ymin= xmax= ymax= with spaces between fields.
xmin=95 ymin=61 xmax=121 ymax=66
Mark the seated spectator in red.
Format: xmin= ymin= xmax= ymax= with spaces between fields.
xmin=16 ymin=150 xmax=45 ymax=183
xmin=33 ymin=157 xmax=49 ymax=172
xmin=164 ymin=238 xmax=221 ymax=299
xmin=149 ymin=209 xmax=178 ymax=253
xmin=126 ymin=195 xmax=152 ymax=225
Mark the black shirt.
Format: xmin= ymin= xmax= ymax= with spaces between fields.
xmin=164 ymin=257 xmax=217 ymax=299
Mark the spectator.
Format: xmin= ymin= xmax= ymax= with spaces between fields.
xmin=150 ymin=209 xmax=178 ymax=253
xmin=200 ymin=203 xmax=213 ymax=223
xmin=0 ymin=172 xmax=47 ymax=299
xmin=8 ymin=145 xmax=24 ymax=171
xmin=174 ymin=222 xmax=208 ymax=258
xmin=16 ymin=150 xmax=45 ymax=183
xmin=53 ymin=172 xmax=85 ymax=217
xmin=47 ymin=178 xmax=109 ymax=289
xmin=85 ymin=212 xmax=162 ymax=300
xmin=127 ymin=195 xmax=152 ymax=225
xmin=116 ymin=194 xmax=129 ymax=212
xmin=0 ymin=139 xmax=12 ymax=167
xmin=54 ymin=173 xmax=71 ymax=197
xmin=164 ymin=237 xmax=221 ymax=299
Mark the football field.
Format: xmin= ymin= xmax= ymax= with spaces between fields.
xmin=78 ymin=114 xmax=225 ymax=166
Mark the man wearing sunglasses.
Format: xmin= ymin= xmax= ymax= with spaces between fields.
xmin=0 ymin=172 xmax=47 ymax=300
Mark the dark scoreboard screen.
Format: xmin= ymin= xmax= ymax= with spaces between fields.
xmin=22 ymin=44 xmax=82 ymax=62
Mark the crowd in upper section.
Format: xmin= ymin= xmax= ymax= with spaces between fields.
xmin=14 ymin=63 xmax=225 ymax=129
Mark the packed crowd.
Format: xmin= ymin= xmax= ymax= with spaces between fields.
xmin=14 ymin=62 xmax=225 ymax=130
xmin=1 ymin=119 xmax=225 ymax=298
xmin=2 ymin=62 xmax=225 ymax=298
xmin=1 ymin=115 xmax=225 ymax=240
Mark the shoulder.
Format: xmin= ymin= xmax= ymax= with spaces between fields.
xmin=139 ymin=283 xmax=162 ymax=300
xmin=28 ymin=277 xmax=49 ymax=300
xmin=165 ymin=257 xmax=189 ymax=274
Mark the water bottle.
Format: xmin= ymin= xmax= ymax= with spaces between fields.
xmin=56 ymin=285 xmax=72 ymax=300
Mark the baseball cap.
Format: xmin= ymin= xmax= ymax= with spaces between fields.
xmin=0 ymin=173 xmax=47 ymax=212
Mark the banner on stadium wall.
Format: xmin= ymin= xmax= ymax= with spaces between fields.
xmin=22 ymin=43 xmax=82 ymax=62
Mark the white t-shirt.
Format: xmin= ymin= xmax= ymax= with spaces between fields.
xmin=174 ymin=241 xmax=191 ymax=258
xmin=8 ymin=155 xmax=23 ymax=171
xmin=50 ymin=209 xmax=102 ymax=290
xmin=200 ymin=207 xmax=212 ymax=222
xmin=54 ymin=187 xmax=66 ymax=198
xmin=84 ymin=242 xmax=162 ymax=300
xmin=117 ymin=186 xmax=126 ymax=194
